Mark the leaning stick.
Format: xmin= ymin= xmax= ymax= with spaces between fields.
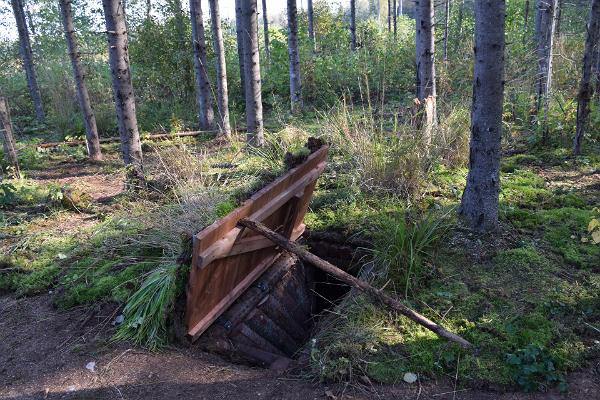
xmin=238 ymin=218 xmax=473 ymax=349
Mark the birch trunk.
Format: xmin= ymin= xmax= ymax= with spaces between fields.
xmin=59 ymin=0 xmax=102 ymax=161
xmin=0 ymin=97 xmax=20 ymax=178
xmin=208 ymin=0 xmax=231 ymax=138
xmin=261 ymin=0 xmax=270 ymax=61
xmin=308 ymin=0 xmax=316 ymax=51
xmin=234 ymin=0 xmax=246 ymax=101
xmin=350 ymin=0 xmax=357 ymax=51
xmin=190 ymin=0 xmax=214 ymax=131
xmin=242 ymin=0 xmax=264 ymax=146
xmin=415 ymin=0 xmax=437 ymax=146
xmin=460 ymin=0 xmax=506 ymax=232
xmin=535 ymin=0 xmax=559 ymax=143
xmin=102 ymin=0 xmax=143 ymax=182
xmin=10 ymin=0 xmax=44 ymax=124
xmin=573 ymin=0 xmax=600 ymax=155
xmin=287 ymin=0 xmax=303 ymax=113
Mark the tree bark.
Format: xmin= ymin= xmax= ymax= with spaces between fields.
xmin=238 ymin=218 xmax=473 ymax=349
xmin=102 ymin=0 xmax=143 ymax=182
xmin=573 ymin=0 xmax=600 ymax=155
xmin=308 ymin=0 xmax=316 ymax=51
xmin=443 ymin=0 xmax=450 ymax=62
xmin=190 ymin=0 xmax=215 ymax=131
xmin=350 ymin=0 xmax=357 ymax=51
xmin=393 ymin=0 xmax=397 ymax=37
xmin=388 ymin=0 xmax=392 ymax=33
xmin=242 ymin=0 xmax=264 ymax=146
xmin=10 ymin=0 xmax=44 ymax=124
xmin=287 ymin=0 xmax=303 ymax=113
xmin=59 ymin=0 xmax=102 ymax=161
xmin=555 ymin=0 xmax=563 ymax=37
xmin=235 ymin=0 xmax=246 ymax=100
xmin=0 ymin=97 xmax=20 ymax=178
xmin=415 ymin=0 xmax=437 ymax=146
xmin=208 ymin=0 xmax=231 ymax=138
xmin=535 ymin=0 xmax=559 ymax=143
xmin=460 ymin=0 xmax=506 ymax=232
xmin=399 ymin=0 xmax=403 ymax=16
xmin=261 ymin=0 xmax=270 ymax=62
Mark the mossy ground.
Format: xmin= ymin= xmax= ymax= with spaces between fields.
xmin=1 ymin=128 xmax=599 ymax=392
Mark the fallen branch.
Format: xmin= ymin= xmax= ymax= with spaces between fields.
xmin=32 ymin=130 xmax=218 ymax=149
xmin=238 ymin=218 xmax=473 ymax=349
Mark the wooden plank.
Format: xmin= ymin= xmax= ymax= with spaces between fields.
xmin=185 ymin=145 xmax=329 ymax=340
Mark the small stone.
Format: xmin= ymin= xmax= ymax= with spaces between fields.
xmin=85 ymin=361 xmax=96 ymax=372
xmin=403 ymin=372 xmax=418 ymax=384
xmin=113 ymin=315 xmax=125 ymax=325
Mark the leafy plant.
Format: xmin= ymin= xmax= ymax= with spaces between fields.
xmin=506 ymin=344 xmax=567 ymax=392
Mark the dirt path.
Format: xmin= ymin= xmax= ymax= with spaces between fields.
xmin=1 ymin=294 xmax=599 ymax=400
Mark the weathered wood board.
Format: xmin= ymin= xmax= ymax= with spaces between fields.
xmin=186 ymin=145 xmax=329 ymax=340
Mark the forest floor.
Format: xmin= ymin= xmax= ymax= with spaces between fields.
xmin=1 ymin=135 xmax=599 ymax=399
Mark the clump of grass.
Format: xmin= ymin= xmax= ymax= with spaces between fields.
xmin=373 ymin=210 xmax=450 ymax=297
xmin=113 ymin=264 xmax=179 ymax=350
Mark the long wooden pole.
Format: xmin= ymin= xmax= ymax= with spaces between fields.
xmin=238 ymin=218 xmax=473 ymax=349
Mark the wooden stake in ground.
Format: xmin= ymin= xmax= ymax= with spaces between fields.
xmin=0 ymin=96 xmax=21 ymax=178
xmin=238 ymin=218 xmax=473 ymax=349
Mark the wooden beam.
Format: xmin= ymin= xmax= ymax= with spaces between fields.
xmin=238 ymin=218 xmax=474 ymax=349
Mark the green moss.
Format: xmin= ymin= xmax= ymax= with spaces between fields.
xmin=501 ymin=170 xmax=551 ymax=208
xmin=501 ymin=154 xmax=540 ymax=173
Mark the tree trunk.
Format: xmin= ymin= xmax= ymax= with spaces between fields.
xmin=145 ymin=0 xmax=151 ymax=21
xmin=350 ymin=0 xmax=357 ymax=51
xmin=460 ymin=0 xmax=506 ymax=232
xmin=443 ymin=0 xmax=450 ymax=62
xmin=388 ymin=0 xmax=392 ymax=33
xmin=190 ymin=0 xmax=214 ymax=131
xmin=573 ymin=0 xmax=600 ymax=156
xmin=415 ymin=0 xmax=437 ymax=146
xmin=242 ymin=0 xmax=264 ymax=146
xmin=287 ymin=0 xmax=303 ymax=113
xmin=261 ymin=0 xmax=270 ymax=62
xmin=235 ymin=0 xmax=246 ymax=100
xmin=208 ymin=0 xmax=231 ymax=138
xmin=10 ymin=0 xmax=44 ymax=124
xmin=102 ymin=0 xmax=143 ymax=182
xmin=535 ymin=0 xmax=559 ymax=144
xmin=393 ymin=0 xmax=397 ymax=37
xmin=399 ymin=0 xmax=403 ymax=16
xmin=308 ymin=0 xmax=316 ymax=51
xmin=555 ymin=0 xmax=563 ymax=37
xmin=0 ymin=97 xmax=20 ymax=179
xmin=59 ymin=0 xmax=102 ymax=161
xmin=524 ymin=0 xmax=529 ymax=33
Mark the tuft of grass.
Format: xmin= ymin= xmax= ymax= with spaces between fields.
xmin=113 ymin=264 xmax=179 ymax=350
xmin=373 ymin=210 xmax=450 ymax=298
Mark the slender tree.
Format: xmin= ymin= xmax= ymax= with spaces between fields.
xmin=287 ymin=0 xmax=303 ymax=113
xmin=460 ymin=0 xmax=506 ymax=232
xmin=189 ymin=0 xmax=214 ymax=131
xmin=10 ymin=0 xmax=44 ymax=123
xmin=573 ymin=0 xmax=600 ymax=155
xmin=399 ymin=0 xmax=403 ymax=16
xmin=415 ymin=0 xmax=437 ymax=145
xmin=350 ymin=0 xmax=356 ymax=51
xmin=443 ymin=0 xmax=450 ymax=62
xmin=242 ymin=0 xmax=264 ymax=146
xmin=102 ymin=0 xmax=143 ymax=182
xmin=308 ymin=0 xmax=316 ymax=51
xmin=59 ymin=0 xmax=102 ymax=161
xmin=535 ymin=0 xmax=559 ymax=143
xmin=393 ymin=0 xmax=397 ymax=37
xmin=235 ymin=0 xmax=246 ymax=99
xmin=387 ymin=0 xmax=391 ymax=32
xmin=555 ymin=0 xmax=563 ymax=37
xmin=208 ymin=0 xmax=231 ymax=138
xmin=0 ymin=96 xmax=20 ymax=178
xmin=261 ymin=0 xmax=270 ymax=61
